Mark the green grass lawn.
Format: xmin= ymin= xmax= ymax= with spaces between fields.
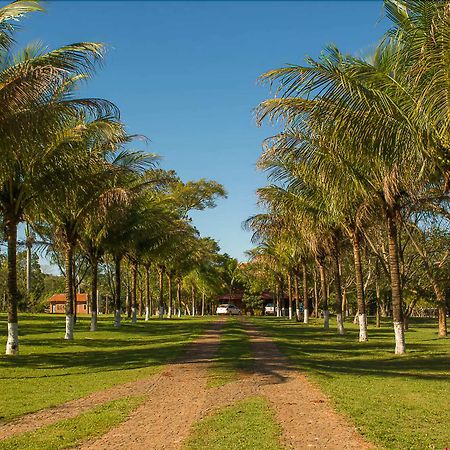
xmin=183 ymin=396 xmax=283 ymax=450
xmin=208 ymin=317 xmax=252 ymax=388
xmin=251 ymin=316 xmax=450 ymax=450
xmin=0 ymin=396 xmax=144 ymax=450
xmin=0 ymin=313 xmax=212 ymax=422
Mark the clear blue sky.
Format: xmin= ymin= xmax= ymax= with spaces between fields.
xmin=15 ymin=1 xmax=388 ymax=263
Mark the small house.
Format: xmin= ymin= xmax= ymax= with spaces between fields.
xmin=48 ymin=293 xmax=89 ymax=314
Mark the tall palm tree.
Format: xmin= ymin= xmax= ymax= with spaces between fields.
xmin=38 ymin=114 xmax=147 ymax=339
xmin=78 ymin=151 xmax=158 ymax=331
xmin=256 ymin=36 xmax=432 ymax=352
xmin=1 ymin=0 xmax=112 ymax=354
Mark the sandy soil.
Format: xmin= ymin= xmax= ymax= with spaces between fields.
xmin=1 ymin=319 xmax=374 ymax=450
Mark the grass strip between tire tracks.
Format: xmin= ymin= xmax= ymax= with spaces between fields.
xmin=0 ymin=396 xmax=144 ymax=450
xmin=183 ymin=396 xmax=284 ymax=450
xmin=207 ymin=317 xmax=252 ymax=388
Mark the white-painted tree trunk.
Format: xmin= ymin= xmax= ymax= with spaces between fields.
xmin=296 ymin=309 xmax=300 ymax=321
xmin=90 ymin=312 xmax=97 ymax=332
xmin=394 ymin=321 xmax=406 ymax=354
xmin=323 ymin=310 xmax=329 ymax=330
xmin=5 ymin=323 xmax=19 ymax=355
xmin=288 ymin=307 xmax=293 ymax=320
xmin=167 ymin=306 xmax=172 ymax=319
xmin=131 ymin=307 xmax=137 ymax=324
xmin=145 ymin=306 xmax=150 ymax=321
xmin=158 ymin=306 xmax=164 ymax=319
xmin=303 ymin=309 xmax=309 ymax=324
xmin=177 ymin=308 xmax=181 ymax=318
xmin=114 ymin=310 xmax=121 ymax=328
xmin=336 ymin=313 xmax=345 ymax=335
xmin=358 ymin=314 xmax=368 ymax=342
xmin=65 ymin=315 xmax=74 ymax=340
xmin=353 ymin=312 xmax=358 ymax=324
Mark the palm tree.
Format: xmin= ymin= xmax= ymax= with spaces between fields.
xmin=255 ymin=36 xmax=432 ymax=352
xmin=78 ymin=152 xmax=159 ymax=331
xmin=38 ymin=114 xmax=149 ymax=339
xmin=1 ymin=1 xmax=112 ymax=354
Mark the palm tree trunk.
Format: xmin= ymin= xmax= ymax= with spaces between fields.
xmin=5 ymin=215 xmax=19 ymax=355
xmin=438 ymin=306 xmax=447 ymax=338
xmin=191 ymin=285 xmax=195 ymax=316
xmin=145 ymin=266 xmax=150 ymax=321
xmin=25 ymin=223 xmax=32 ymax=294
xmin=302 ymin=263 xmax=309 ymax=323
xmin=318 ymin=259 xmax=329 ymax=329
xmin=131 ymin=261 xmax=138 ymax=324
xmin=430 ymin=281 xmax=448 ymax=337
xmin=90 ymin=255 xmax=98 ymax=332
xmin=331 ymin=238 xmax=345 ymax=335
xmin=288 ymin=273 xmax=293 ymax=320
xmin=158 ymin=266 xmax=165 ymax=319
xmin=177 ymin=279 xmax=182 ymax=318
xmin=126 ymin=265 xmax=132 ymax=319
xmin=386 ymin=209 xmax=405 ymax=354
xmin=294 ymin=274 xmax=300 ymax=321
xmin=72 ymin=258 xmax=77 ymax=324
xmin=139 ymin=288 xmax=143 ymax=317
xmin=351 ymin=228 xmax=368 ymax=341
xmin=167 ymin=274 xmax=173 ymax=319
xmin=342 ymin=288 xmax=347 ymax=316
xmin=313 ymin=269 xmax=319 ymax=318
xmin=375 ymin=278 xmax=381 ymax=328
xmin=279 ymin=278 xmax=284 ymax=316
xmin=275 ymin=284 xmax=280 ymax=317
xmin=64 ymin=242 xmax=75 ymax=340
xmin=114 ymin=254 xmax=122 ymax=327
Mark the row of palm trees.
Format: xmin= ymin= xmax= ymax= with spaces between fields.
xmin=248 ymin=0 xmax=450 ymax=354
xmin=1 ymin=1 xmax=226 ymax=355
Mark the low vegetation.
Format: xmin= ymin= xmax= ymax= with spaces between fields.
xmin=183 ymin=396 xmax=283 ymax=450
xmin=253 ymin=316 xmax=450 ymax=450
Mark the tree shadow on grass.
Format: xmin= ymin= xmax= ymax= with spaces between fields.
xmin=249 ymin=318 xmax=450 ymax=384
xmin=0 ymin=317 xmax=213 ymax=379
xmin=0 ymin=338 xmax=226 ymax=380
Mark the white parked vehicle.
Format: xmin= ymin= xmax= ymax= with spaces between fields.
xmin=216 ymin=304 xmax=241 ymax=315
xmin=264 ymin=303 xmax=275 ymax=315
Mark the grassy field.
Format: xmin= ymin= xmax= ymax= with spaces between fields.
xmin=251 ymin=316 xmax=450 ymax=450
xmin=208 ymin=317 xmax=252 ymax=388
xmin=183 ymin=396 xmax=283 ymax=450
xmin=0 ymin=314 xmax=212 ymax=422
xmin=0 ymin=396 xmax=144 ymax=450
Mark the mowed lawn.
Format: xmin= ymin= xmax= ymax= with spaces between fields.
xmin=0 ymin=314 xmax=213 ymax=422
xmin=252 ymin=316 xmax=450 ymax=450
